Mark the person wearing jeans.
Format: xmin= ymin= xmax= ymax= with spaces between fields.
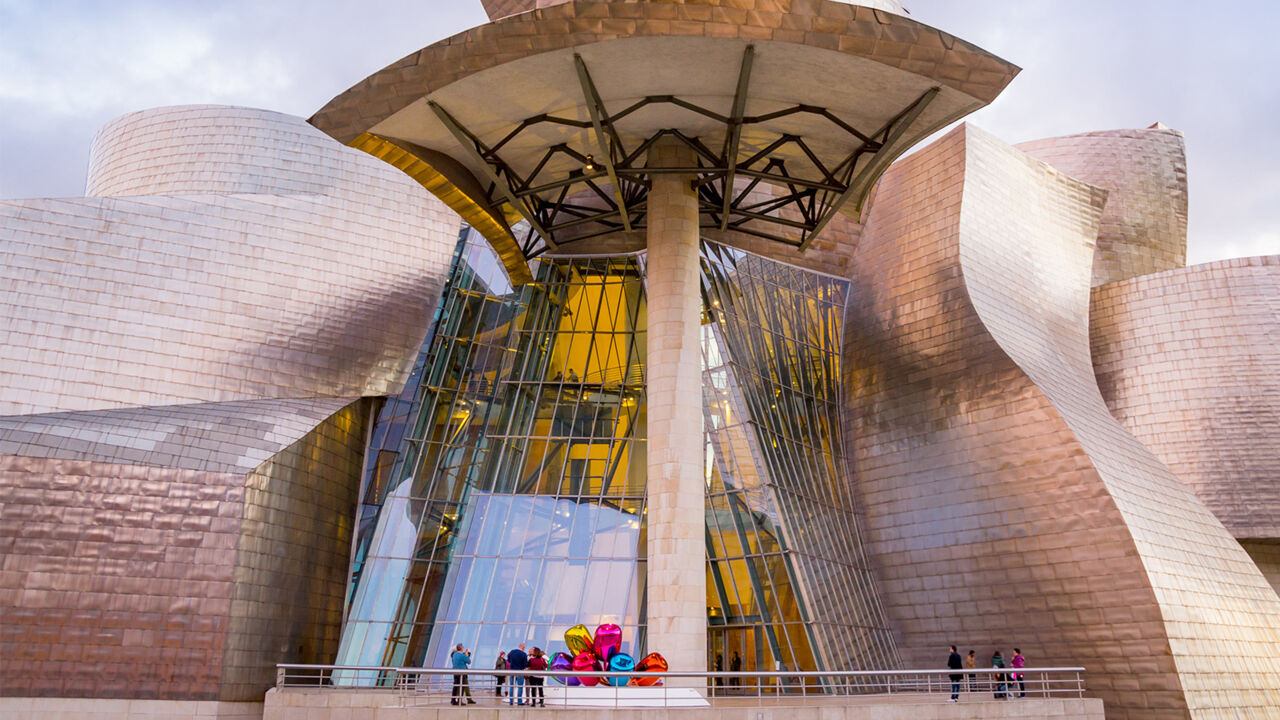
xmin=506 ymin=643 xmax=528 ymax=705
xmin=946 ymin=645 xmax=963 ymax=702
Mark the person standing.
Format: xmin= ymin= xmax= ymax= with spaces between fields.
xmin=450 ymin=644 xmax=475 ymax=706
xmin=527 ymin=647 xmax=548 ymax=707
xmin=494 ymin=651 xmax=508 ymax=697
xmin=730 ymin=651 xmax=742 ymax=688
xmin=965 ymin=649 xmax=976 ymax=692
xmin=714 ymin=653 xmax=724 ymax=694
xmin=991 ymin=650 xmax=1007 ymax=699
xmin=1011 ymin=648 xmax=1026 ymax=698
xmin=946 ymin=645 xmax=963 ymax=702
xmin=507 ymin=642 xmax=529 ymax=706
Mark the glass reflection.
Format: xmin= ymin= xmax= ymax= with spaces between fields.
xmin=337 ymin=230 xmax=898 ymax=682
xmin=701 ymin=242 xmax=900 ymax=677
xmin=335 ymin=237 xmax=647 ymax=676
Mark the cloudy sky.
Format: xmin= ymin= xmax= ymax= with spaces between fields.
xmin=1 ymin=0 xmax=1276 ymax=264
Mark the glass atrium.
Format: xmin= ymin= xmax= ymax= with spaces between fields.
xmin=335 ymin=227 xmax=898 ymax=675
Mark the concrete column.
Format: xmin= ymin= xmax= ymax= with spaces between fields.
xmin=644 ymin=137 xmax=706 ymax=676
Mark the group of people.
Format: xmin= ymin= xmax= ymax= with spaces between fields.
xmin=946 ymin=645 xmax=1027 ymax=702
xmin=493 ymin=643 xmax=549 ymax=706
xmin=450 ymin=642 xmax=550 ymax=706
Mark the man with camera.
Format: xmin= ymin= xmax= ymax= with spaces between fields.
xmin=450 ymin=644 xmax=476 ymax=705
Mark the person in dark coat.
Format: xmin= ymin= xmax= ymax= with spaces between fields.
xmin=507 ymin=643 xmax=529 ymax=706
xmin=494 ymin=651 xmax=508 ymax=697
xmin=730 ymin=652 xmax=742 ymax=688
xmin=946 ymin=645 xmax=963 ymax=702
xmin=991 ymin=650 xmax=1007 ymax=699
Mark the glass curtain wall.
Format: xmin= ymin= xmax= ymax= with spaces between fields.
xmin=345 ymin=226 xmax=479 ymax=613
xmin=335 ymin=233 xmax=647 ymax=672
xmin=335 ymin=232 xmax=898 ymax=680
xmin=701 ymin=242 xmax=900 ymax=676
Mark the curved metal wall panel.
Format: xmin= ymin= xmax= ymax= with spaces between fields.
xmin=220 ymin=400 xmax=370 ymax=701
xmin=0 ymin=397 xmax=354 ymax=475
xmin=0 ymin=399 xmax=369 ymax=701
xmin=959 ymin=126 xmax=1280 ymax=720
xmin=1090 ymin=256 xmax=1280 ymax=540
xmin=88 ymin=106 xmax=369 ymax=198
xmin=845 ymin=123 xmax=1280 ymax=719
xmin=1017 ymin=126 xmax=1188 ymax=287
xmin=0 ymin=105 xmax=461 ymax=416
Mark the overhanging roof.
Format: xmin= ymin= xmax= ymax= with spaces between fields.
xmin=311 ymin=0 xmax=1019 ymax=284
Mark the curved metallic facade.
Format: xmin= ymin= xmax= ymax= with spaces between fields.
xmin=88 ymin=105 xmax=373 ymax=199
xmin=0 ymin=105 xmax=463 ymax=702
xmin=3 ymin=4 xmax=1279 ymax=716
xmin=0 ymin=398 xmax=370 ymax=701
xmin=1090 ymin=257 xmax=1280 ymax=541
xmin=844 ymin=123 xmax=1280 ymax=719
xmin=1017 ymin=125 xmax=1188 ymax=287
xmin=0 ymin=105 xmax=459 ymax=416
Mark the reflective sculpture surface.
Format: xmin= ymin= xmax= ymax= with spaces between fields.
xmin=571 ymin=651 xmax=601 ymax=686
xmin=565 ymin=624 xmax=595 ymax=659
xmin=593 ymin=623 xmax=622 ymax=662
xmin=632 ymin=652 xmax=668 ymax=686
xmin=549 ymin=652 xmax=576 ymax=686
xmin=607 ymin=653 xmax=635 ymax=686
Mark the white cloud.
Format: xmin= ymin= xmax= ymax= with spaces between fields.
xmin=1 ymin=0 xmax=1276 ymax=264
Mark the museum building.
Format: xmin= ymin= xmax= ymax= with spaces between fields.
xmin=2 ymin=1 xmax=1280 ymax=719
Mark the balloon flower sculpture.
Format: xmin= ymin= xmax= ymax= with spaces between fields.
xmin=549 ymin=623 xmax=668 ymax=687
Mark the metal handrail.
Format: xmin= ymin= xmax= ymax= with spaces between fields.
xmin=275 ymin=663 xmax=1087 ymax=707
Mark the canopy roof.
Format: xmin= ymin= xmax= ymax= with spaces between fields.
xmin=311 ymin=0 xmax=1018 ymax=284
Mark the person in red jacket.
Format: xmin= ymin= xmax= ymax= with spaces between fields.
xmin=527 ymin=647 xmax=548 ymax=707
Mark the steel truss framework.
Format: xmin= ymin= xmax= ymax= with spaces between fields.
xmin=428 ymin=46 xmax=940 ymax=259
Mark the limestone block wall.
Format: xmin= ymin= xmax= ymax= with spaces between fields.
xmin=844 ymin=124 xmax=1280 ymax=719
xmin=1018 ymin=126 xmax=1188 ymax=286
xmin=644 ymin=139 xmax=707 ymax=673
xmin=0 ymin=399 xmax=369 ymax=701
xmin=1089 ymin=256 xmax=1280 ymax=541
xmin=0 ymin=105 xmax=460 ymax=416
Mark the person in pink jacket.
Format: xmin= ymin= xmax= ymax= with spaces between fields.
xmin=1011 ymin=648 xmax=1026 ymax=698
